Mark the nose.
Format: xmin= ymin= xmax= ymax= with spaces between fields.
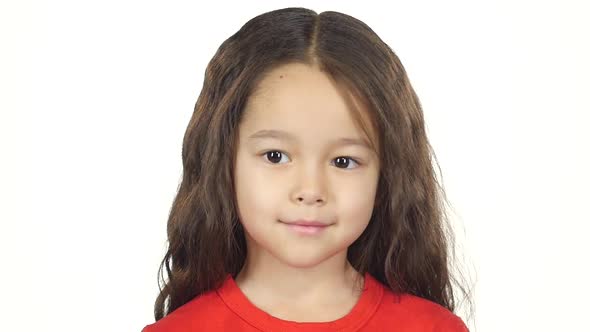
xmin=291 ymin=164 xmax=327 ymax=205
xmin=295 ymin=193 xmax=324 ymax=205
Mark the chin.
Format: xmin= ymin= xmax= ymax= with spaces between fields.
xmin=272 ymin=247 xmax=342 ymax=269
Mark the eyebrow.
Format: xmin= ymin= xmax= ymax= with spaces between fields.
xmin=247 ymin=129 xmax=373 ymax=150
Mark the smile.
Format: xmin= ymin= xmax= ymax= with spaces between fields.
xmin=280 ymin=220 xmax=331 ymax=235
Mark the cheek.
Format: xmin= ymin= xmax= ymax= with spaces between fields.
xmin=234 ymin=154 xmax=282 ymax=225
xmin=342 ymin=192 xmax=376 ymax=217
xmin=337 ymin=176 xmax=379 ymax=227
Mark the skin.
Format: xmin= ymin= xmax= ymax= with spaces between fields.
xmin=233 ymin=62 xmax=381 ymax=322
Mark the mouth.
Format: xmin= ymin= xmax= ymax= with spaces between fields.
xmin=280 ymin=219 xmax=332 ymax=227
xmin=279 ymin=220 xmax=331 ymax=235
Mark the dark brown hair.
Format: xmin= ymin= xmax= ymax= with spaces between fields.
xmin=152 ymin=7 xmax=474 ymax=323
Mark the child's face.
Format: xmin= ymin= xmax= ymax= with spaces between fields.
xmin=233 ymin=63 xmax=380 ymax=269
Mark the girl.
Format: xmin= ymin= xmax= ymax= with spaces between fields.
xmin=143 ymin=7 xmax=473 ymax=331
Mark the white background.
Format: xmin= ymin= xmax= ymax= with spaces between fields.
xmin=1 ymin=0 xmax=588 ymax=331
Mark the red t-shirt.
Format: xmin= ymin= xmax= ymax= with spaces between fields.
xmin=142 ymin=272 xmax=468 ymax=331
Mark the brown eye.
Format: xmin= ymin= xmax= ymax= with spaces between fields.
xmin=264 ymin=151 xmax=290 ymax=164
xmin=333 ymin=156 xmax=360 ymax=169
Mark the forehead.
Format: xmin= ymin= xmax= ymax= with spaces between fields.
xmin=240 ymin=63 xmax=377 ymax=149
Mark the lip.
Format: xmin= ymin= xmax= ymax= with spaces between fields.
xmin=282 ymin=220 xmax=331 ymax=227
xmin=281 ymin=220 xmax=331 ymax=235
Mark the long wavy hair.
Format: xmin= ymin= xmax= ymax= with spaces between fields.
xmin=152 ymin=7 xmax=474 ymax=323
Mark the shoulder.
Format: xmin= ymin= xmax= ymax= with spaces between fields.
xmin=370 ymin=289 xmax=468 ymax=331
xmin=141 ymin=290 xmax=229 ymax=332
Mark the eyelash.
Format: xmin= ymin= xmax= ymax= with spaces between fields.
xmin=260 ymin=150 xmax=362 ymax=169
